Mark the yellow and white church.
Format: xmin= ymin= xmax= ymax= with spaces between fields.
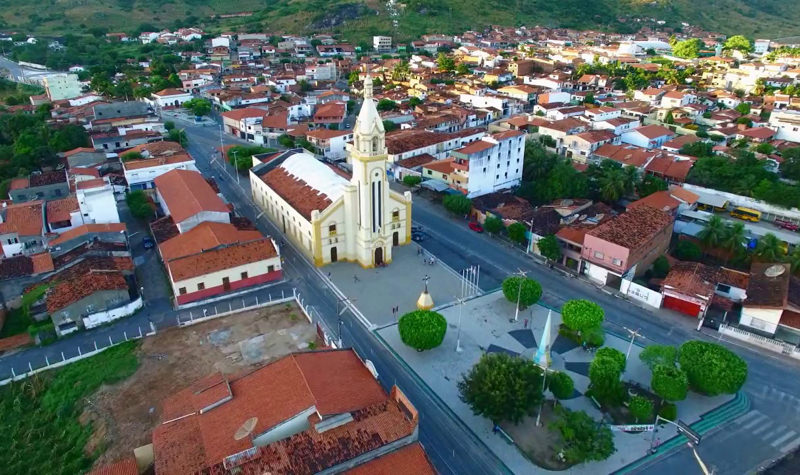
xmin=250 ymin=74 xmax=412 ymax=267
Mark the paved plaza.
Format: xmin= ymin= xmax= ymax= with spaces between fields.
xmin=377 ymin=291 xmax=736 ymax=474
xmin=327 ymin=243 xmax=472 ymax=326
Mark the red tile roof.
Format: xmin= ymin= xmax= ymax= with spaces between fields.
xmin=47 ymin=223 xmax=127 ymax=247
xmin=154 ymin=88 xmax=189 ymax=97
xmin=346 ymin=442 xmax=435 ymax=475
xmin=456 ymin=140 xmax=493 ymax=155
xmin=63 ymin=147 xmax=98 ymax=157
xmin=421 ymin=158 xmax=456 ymax=174
xmin=167 ymin=237 xmax=278 ymax=282
xmin=260 ymin=166 xmax=334 ymax=220
xmin=632 ymin=124 xmax=674 ymax=139
xmin=46 ymin=271 xmax=128 ymax=313
xmin=645 ymin=155 xmax=695 ymax=182
xmin=738 ymin=127 xmax=776 ymax=140
xmin=159 ymin=221 xmax=263 ymax=260
xmin=594 ymin=144 xmax=657 ymax=167
xmin=46 ymin=196 xmax=79 ymax=224
xmin=0 ymin=201 xmax=44 ymax=237
xmin=76 ymin=179 xmax=107 ymax=190
xmin=627 ymin=191 xmax=681 ymax=213
xmin=313 ymin=102 xmax=346 ymax=122
xmin=662 ymin=261 xmax=718 ymax=300
xmin=154 ymin=169 xmax=229 ymax=224
xmin=221 ymin=108 xmax=268 ymax=121
xmin=30 ymin=251 xmax=54 ymax=274
xmin=87 ymin=457 xmax=139 ymax=475
xmin=588 ymin=206 xmax=673 ymax=251
xmin=9 ymin=177 xmax=29 ymax=191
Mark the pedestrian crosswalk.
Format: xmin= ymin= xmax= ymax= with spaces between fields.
xmin=734 ymin=409 xmax=800 ymax=454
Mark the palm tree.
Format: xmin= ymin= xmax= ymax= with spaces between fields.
xmin=721 ymin=222 xmax=747 ymax=262
xmin=698 ymin=215 xmax=726 ymax=250
xmin=786 ymin=246 xmax=800 ymax=274
xmin=599 ymin=169 xmax=626 ymax=203
xmin=755 ymin=233 xmax=785 ymax=262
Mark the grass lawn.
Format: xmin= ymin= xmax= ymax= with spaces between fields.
xmin=0 ymin=308 xmax=33 ymax=339
xmin=0 ymin=341 xmax=139 ymax=474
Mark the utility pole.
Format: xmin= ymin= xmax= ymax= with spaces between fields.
xmin=511 ymin=268 xmax=528 ymax=322
xmin=623 ymin=326 xmax=643 ymax=362
xmin=455 ymin=297 xmax=464 ymax=353
xmin=231 ymin=149 xmax=240 ymax=184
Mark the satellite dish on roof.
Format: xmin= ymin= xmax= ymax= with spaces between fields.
xmin=234 ymin=417 xmax=258 ymax=440
xmin=765 ymin=265 xmax=786 ymax=278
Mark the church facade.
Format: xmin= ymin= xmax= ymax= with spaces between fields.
xmin=249 ymin=75 xmax=412 ymax=267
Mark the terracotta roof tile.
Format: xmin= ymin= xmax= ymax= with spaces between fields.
xmin=30 ymin=251 xmax=54 ymax=274
xmin=46 ymin=196 xmax=79 ymax=224
xmin=456 ymin=140 xmax=494 ymax=155
xmin=87 ymin=457 xmax=139 ymax=475
xmin=167 ymin=237 xmax=278 ymax=282
xmin=154 ymin=170 xmax=229 ymax=224
xmin=76 ymin=179 xmax=108 ymax=190
xmin=746 ymin=262 xmax=790 ymax=308
xmin=63 ymin=147 xmax=98 ymax=157
xmin=588 ymin=206 xmax=672 ymax=251
xmin=627 ymin=191 xmax=680 ymax=213
xmin=29 ymin=170 xmax=68 ymax=187
xmin=0 ymin=201 xmax=44 ymax=237
xmin=421 ymin=158 xmax=455 ymax=174
xmin=260 ymin=167 xmax=333 ymax=220
xmin=313 ymin=102 xmax=346 ymax=122
xmin=46 ymin=271 xmax=128 ymax=313
xmin=221 ymin=108 xmax=268 ymax=121
xmin=346 ymin=442 xmax=435 ymax=475
xmin=159 ymin=221 xmax=263 ymax=260
xmin=123 ymin=141 xmax=184 ymax=157
xmin=395 ymin=153 xmax=437 ymax=169
xmin=48 ymin=223 xmax=127 ymax=247
xmin=631 ymin=124 xmax=674 ymax=139
xmin=662 ymin=261 xmax=718 ymax=300
xmin=9 ymin=177 xmax=29 ymax=191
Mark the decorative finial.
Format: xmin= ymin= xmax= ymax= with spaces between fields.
xmin=363 ymin=70 xmax=373 ymax=100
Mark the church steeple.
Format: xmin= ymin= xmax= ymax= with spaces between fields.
xmin=353 ymin=71 xmax=385 ymax=157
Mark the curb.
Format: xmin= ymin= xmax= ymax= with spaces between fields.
xmin=614 ymin=391 xmax=750 ymax=474
xmin=372 ymin=330 xmax=514 ymax=475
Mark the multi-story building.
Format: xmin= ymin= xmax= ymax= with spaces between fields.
xmin=769 ymin=109 xmax=800 ymax=143
xmin=446 ymin=129 xmax=526 ymax=197
xmin=305 ymin=129 xmax=354 ymax=161
xmin=373 ymin=35 xmax=392 ymax=53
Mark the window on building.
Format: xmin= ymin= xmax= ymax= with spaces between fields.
xmin=392 ymin=210 xmax=399 ymax=221
xmin=427 ymin=170 xmax=432 ymax=175
xmin=241 ymin=272 xmax=248 ymax=280
xmin=612 ymin=258 xmax=622 ymax=266
xmin=329 ymin=224 xmax=337 ymax=235
xmin=268 ymin=265 xmax=275 ymax=273
xmin=197 ymin=283 xmax=205 ymax=290
xmin=594 ymin=251 xmax=604 ymax=259
xmin=179 ymin=287 xmax=187 ymax=295
xmin=717 ymin=284 xmax=731 ymax=293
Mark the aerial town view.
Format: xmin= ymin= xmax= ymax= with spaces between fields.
xmin=1 ymin=1 xmax=800 ymax=474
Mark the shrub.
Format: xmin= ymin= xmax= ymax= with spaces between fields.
xmin=552 ymin=408 xmax=616 ymax=463
xmin=651 ymin=364 xmax=689 ymax=402
xmin=398 ymin=310 xmax=447 ymax=350
xmin=120 ymin=151 xmax=143 ymax=161
xmin=584 ymin=329 xmax=605 ymax=348
xmin=658 ymin=402 xmax=677 ymax=421
xmin=402 ymin=175 xmax=422 ymax=186
xmin=561 ymin=299 xmax=605 ymax=335
xmin=678 ymin=341 xmax=747 ymax=395
xmin=507 ymin=222 xmax=527 ymax=244
xmin=652 ymin=256 xmax=670 ymax=278
xmin=125 ymin=190 xmax=153 ymax=220
xmin=629 ymin=395 xmax=654 ymax=423
xmin=501 ymin=276 xmax=542 ymax=308
xmin=483 ymin=216 xmax=504 ymax=234
xmin=674 ymin=240 xmax=702 ymax=261
xmin=639 ymin=344 xmax=677 ymax=370
xmin=442 ymin=194 xmax=472 ymax=215
xmin=548 ymin=371 xmax=575 ymax=402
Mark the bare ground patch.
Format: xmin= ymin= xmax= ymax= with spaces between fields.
xmin=87 ymin=303 xmax=319 ymax=468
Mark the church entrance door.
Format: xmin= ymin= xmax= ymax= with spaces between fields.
xmin=393 ymin=232 xmax=399 ymax=246
xmin=374 ymin=247 xmax=383 ymax=266
xmin=330 ymin=246 xmax=338 ymax=263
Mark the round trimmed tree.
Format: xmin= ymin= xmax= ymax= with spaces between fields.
xmin=596 ymin=347 xmax=627 ymax=373
xmin=651 ymin=364 xmax=689 ymax=402
xmin=548 ymin=371 xmax=575 ymax=405
xmin=678 ymin=341 xmax=747 ymax=395
xmin=501 ymin=276 xmax=542 ymax=308
xmin=629 ymin=395 xmax=653 ymax=423
xmin=398 ymin=310 xmax=447 ymax=350
xmin=561 ymin=299 xmax=605 ymax=336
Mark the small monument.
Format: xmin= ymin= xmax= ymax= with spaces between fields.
xmin=533 ymin=310 xmax=552 ymax=369
xmin=416 ymin=275 xmax=434 ymax=310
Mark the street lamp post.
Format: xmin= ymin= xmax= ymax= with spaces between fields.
xmin=455 ymin=297 xmax=464 ymax=353
xmin=512 ymin=268 xmax=528 ymax=322
xmin=623 ymin=327 xmax=643 ymax=362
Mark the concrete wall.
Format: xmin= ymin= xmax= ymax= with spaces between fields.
xmin=740 ymin=307 xmax=782 ymax=335
xmin=176 ymin=210 xmax=230 ymax=233
xmin=83 ymin=296 xmax=143 ymax=329
xmin=10 ymin=182 xmax=70 ymax=203
xmin=172 ymin=261 xmax=282 ymax=305
xmin=52 ymin=289 xmax=131 ymax=333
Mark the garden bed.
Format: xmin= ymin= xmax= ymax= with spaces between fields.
xmin=501 ymin=403 xmax=573 ymax=471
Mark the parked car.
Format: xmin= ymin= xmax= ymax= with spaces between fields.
xmin=142 ymin=236 xmax=155 ymax=249
xmin=411 ymin=224 xmax=423 ymax=233
xmin=774 ymin=219 xmax=799 ymax=232
xmin=411 ymin=231 xmax=425 ymax=242
xmin=468 ymin=221 xmax=483 ymax=233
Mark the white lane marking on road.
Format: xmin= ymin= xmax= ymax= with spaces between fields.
xmin=735 ymin=410 xmax=761 ymax=425
xmin=761 ymin=425 xmax=786 ymax=443
xmin=780 ymin=435 xmax=800 ymax=453
xmin=742 ymin=413 xmax=769 ymax=430
xmin=770 ymin=429 xmax=797 ymax=447
xmin=751 ymin=423 xmax=771 ymax=435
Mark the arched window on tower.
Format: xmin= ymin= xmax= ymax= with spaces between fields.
xmin=372 ymin=137 xmax=378 ymax=153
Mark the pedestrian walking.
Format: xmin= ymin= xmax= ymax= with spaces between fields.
xmin=353 ymin=275 xmax=359 ymax=283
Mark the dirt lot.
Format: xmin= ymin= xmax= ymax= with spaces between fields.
xmin=501 ymin=404 xmax=571 ymax=471
xmin=86 ymin=302 xmax=320 ymax=468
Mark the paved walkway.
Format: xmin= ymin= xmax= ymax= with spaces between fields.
xmin=377 ymin=290 xmax=735 ymax=474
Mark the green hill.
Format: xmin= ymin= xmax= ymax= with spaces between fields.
xmin=1 ymin=0 xmax=798 ymax=42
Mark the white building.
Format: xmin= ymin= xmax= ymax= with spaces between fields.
xmin=305 ymin=129 xmax=354 ymax=161
xmin=448 ymin=129 xmax=526 ymax=197
xmin=121 ymin=143 xmax=198 ymax=190
xmin=754 ymin=39 xmax=771 ymax=55
xmin=373 ymin=36 xmax=392 ymax=53
xmin=150 ymin=88 xmax=193 ymax=108
xmin=43 ymin=73 xmax=82 ymax=101
xmin=769 ymin=110 xmax=800 ymax=143
xmin=250 ymin=74 xmax=412 ymax=267
xmin=76 ymin=179 xmax=120 ymax=225
xmin=621 ymin=125 xmax=676 ymax=149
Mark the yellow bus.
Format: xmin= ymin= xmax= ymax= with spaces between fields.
xmin=730 ymin=207 xmax=761 ymax=222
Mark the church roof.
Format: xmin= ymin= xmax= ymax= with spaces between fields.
xmin=355 ymin=74 xmax=384 ymax=136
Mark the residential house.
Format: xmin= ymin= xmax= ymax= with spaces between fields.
xmin=75 ymin=178 xmax=120 ymax=225
xmin=592 ymin=117 xmax=641 ymax=136
xmin=46 ymin=270 xmax=133 ymax=336
xmin=305 ymin=129 xmax=354 ymax=161
xmin=8 ymin=170 xmax=69 ymax=203
xmin=537 ymin=118 xmax=588 ymax=149
xmin=621 ymin=125 xmax=676 ymax=149
xmin=768 ymin=110 xmax=800 ymax=143
xmin=46 ymin=195 xmax=81 ymax=232
xmin=42 ymin=73 xmax=82 ymax=101
xmin=149 ymin=349 xmax=433 ymax=474
xmin=221 ymin=108 xmax=268 ymax=138
xmin=448 ymin=130 xmax=526 ymax=197
xmin=561 ymin=130 xmax=619 ymax=163
xmin=154 ymin=169 xmax=230 ymax=233
xmin=627 ymin=187 xmax=699 ymax=216
xmin=660 ymin=91 xmax=697 ymax=109
xmin=592 ymin=144 xmax=658 ymax=169
xmin=554 ymin=202 xmax=614 ymax=272
xmin=661 ymin=261 xmax=719 ymax=318
xmin=644 ymin=153 xmax=695 ymax=184
xmin=581 ymin=206 xmax=674 ymax=286
xmin=121 ymin=142 xmax=198 ymax=190
xmin=312 ymin=102 xmax=347 ymax=129
xmin=150 ymin=88 xmax=193 ymax=108
xmin=739 ymin=263 xmax=800 ymax=341
xmin=64 ymin=147 xmax=107 ymax=169
xmin=47 ymin=223 xmax=128 ymax=255
xmin=0 ymin=201 xmax=45 ymax=256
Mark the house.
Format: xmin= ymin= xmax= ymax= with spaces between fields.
xmin=47 ymin=223 xmax=128 ymax=255
xmin=150 ymin=88 xmax=193 ymax=108
xmin=740 ymin=263 xmax=795 ymax=337
xmin=737 ymin=127 xmax=777 ymax=143
xmin=497 ymin=85 xmax=539 ymax=106
xmin=660 ymin=91 xmax=697 ymax=109
xmin=42 ymin=73 xmax=82 ymax=101
xmin=121 ymin=142 xmax=198 ymax=190
xmin=154 ymin=169 xmax=230 ymax=233
xmin=46 ymin=270 xmax=134 ymax=336
xmin=64 ymin=147 xmax=107 ymax=169
xmin=373 ymin=35 xmax=392 ymax=53
xmin=769 ymin=110 xmax=800 ymax=143
xmin=593 ymin=117 xmax=641 ymax=136
xmin=561 ymin=130 xmax=619 ymax=162
xmin=46 ymin=195 xmax=81 ymax=232
xmin=149 ymin=349 xmax=433 ymax=474
xmin=250 ymin=76 xmax=412 ymax=268
xmin=448 ymin=129 xmax=526 ymax=197
xmin=661 ymin=261 xmax=719 ymax=318
xmin=91 ymin=129 xmax=164 ymax=152
xmin=661 ymin=135 xmax=700 ymax=153
xmin=621 ymin=125 xmax=676 ymax=149
xmin=158 ymin=222 xmax=281 ymax=305
xmin=75 ymin=178 xmax=121 ymax=225
xmin=0 ymin=201 xmax=45 ymax=257
xmin=91 ymin=102 xmax=155 ymax=131
xmin=554 ymin=202 xmax=615 ymax=272
xmin=627 ymin=187 xmax=699 ymax=216
xmin=221 ymin=108 xmax=267 ymax=137
xmin=644 ymin=153 xmax=695 ymax=184
xmin=581 ymin=206 xmax=674 ymax=286
xmin=592 ymin=144 xmax=658 ymax=169
xmin=537 ymin=118 xmax=588 ymax=149
xmin=312 ymin=102 xmax=347 ymax=129
xmin=8 ymin=170 xmax=69 ymax=203
xmin=385 ymin=128 xmax=485 ymax=164
xmin=305 ymin=129 xmax=353 ymax=161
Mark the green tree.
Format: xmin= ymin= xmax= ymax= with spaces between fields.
xmin=164 ymin=120 xmax=175 ymax=131
xmin=125 ymin=190 xmax=153 ymax=219
xmin=501 ymin=276 xmax=543 ymax=308
xmin=639 ymin=344 xmax=677 ymax=370
xmin=735 ymin=102 xmax=752 ymax=115
xmin=561 ymin=299 xmax=605 ymax=336
xmin=408 ymin=96 xmax=423 ymax=107
xmin=166 ymin=128 xmax=187 ymax=147
xmin=629 ymin=395 xmax=654 ymax=423
xmin=278 ymin=134 xmax=295 ymax=148
xmin=678 ymin=341 xmax=748 ymax=395
xmin=120 ymin=151 xmax=143 ymax=161
xmin=779 ymin=148 xmax=800 ymax=180
xmin=402 ymin=175 xmax=422 ymax=186
xmin=507 ymin=222 xmax=527 ymax=244
xmin=376 ymin=98 xmax=397 ymax=111
xmin=788 ymin=246 xmax=800 ymax=275
xmin=674 ymin=240 xmax=702 ymax=261
xmin=755 ymin=233 xmax=784 ymax=261
xmin=755 ymin=143 xmax=774 ymax=155
xmin=721 ymin=222 xmax=747 ymax=260
xmin=551 ymin=408 xmax=616 ymax=464
xmin=398 ymin=310 xmax=447 ymax=350
xmin=589 ymin=354 xmax=624 ymax=405
xmin=456 ymin=63 xmax=471 ymax=75
xmin=298 ymin=79 xmax=312 ymax=92
xmin=442 ymin=194 xmax=472 ymax=215
xmin=724 ymin=35 xmax=752 ymax=53
xmin=458 ymin=353 xmax=544 ymax=423
xmin=382 ymin=120 xmax=398 ymax=132
xmin=596 ymin=347 xmax=627 ymax=373
xmin=537 ymin=234 xmax=562 ymax=262
xmin=436 ymin=52 xmax=455 ymax=72
xmin=183 ymin=97 xmax=211 ymax=117
xmin=228 ymin=145 xmax=276 ymax=171
xmin=664 ymin=110 xmax=675 ymax=124
xmin=652 ymin=256 xmax=670 ymax=278
xmin=698 ymin=215 xmax=726 ymax=249
xmin=548 ymin=371 xmax=575 ymax=406
xmin=637 ymin=175 xmax=667 ymax=198
xmin=672 ymin=38 xmax=704 ymax=59
xmin=483 ymin=216 xmax=504 ymax=235
xmin=651 ymin=364 xmax=689 ymax=402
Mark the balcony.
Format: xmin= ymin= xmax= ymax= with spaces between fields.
xmin=452 ymin=160 xmax=469 ymax=172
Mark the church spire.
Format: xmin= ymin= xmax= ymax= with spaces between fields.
xmin=363 ymin=71 xmax=373 ymax=100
